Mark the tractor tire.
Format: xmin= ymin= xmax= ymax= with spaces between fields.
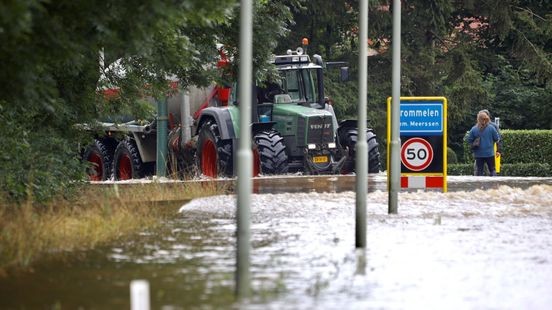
xmin=196 ymin=120 xmax=233 ymax=178
xmin=339 ymin=128 xmax=381 ymax=174
xmin=112 ymin=138 xmax=144 ymax=180
xmin=253 ymin=130 xmax=288 ymax=176
xmin=83 ymin=139 xmax=115 ymax=181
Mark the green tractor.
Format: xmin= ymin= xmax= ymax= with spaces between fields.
xmin=192 ymin=48 xmax=381 ymax=177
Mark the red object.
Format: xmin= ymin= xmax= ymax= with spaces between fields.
xmin=117 ymin=154 xmax=132 ymax=180
xmin=193 ymin=88 xmax=218 ymax=120
xmin=400 ymin=137 xmax=434 ymax=172
xmin=168 ymin=113 xmax=175 ymax=130
xmin=217 ymin=87 xmax=230 ymax=104
xmin=217 ymin=47 xmax=229 ymax=68
xmin=401 ymin=176 xmax=409 ymax=188
xmin=253 ymin=148 xmax=260 ymax=177
xmin=87 ymin=152 xmax=104 ymax=181
xmin=102 ymin=87 xmax=120 ymax=100
xmin=200 ymin=139 xmax=217 ymax=177
xmin=400 ymin=176 xmax=443 ymax=188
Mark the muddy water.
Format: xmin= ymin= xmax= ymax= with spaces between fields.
xmin=1 ymin=177 xmax=551 ymax=309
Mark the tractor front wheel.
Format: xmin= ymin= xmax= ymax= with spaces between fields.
xmin=253 ymin=130 xmax=288 ymax=176
xmin=339 ymin=128 xmax=381 ymax=174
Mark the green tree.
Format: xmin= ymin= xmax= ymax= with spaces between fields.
xmin=0 ymin=0 xmax=300 ymax=202
xmin=278 ymin=1 xmax=357 ymax=60
xmin=215 ymin=0 xmax=299 ymax=84
xmin=0 ymin=0 xmax=234 ymax=202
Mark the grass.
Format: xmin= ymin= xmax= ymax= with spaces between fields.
xmin=0 ymin=180 xmax=228 ymax=272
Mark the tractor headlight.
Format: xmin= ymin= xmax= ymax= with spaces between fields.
xmin=327 ymin=142 xmax=336 ymax=149
xmin=307 ymin=144 xmax=316 ymax=150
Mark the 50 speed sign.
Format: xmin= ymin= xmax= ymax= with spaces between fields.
xmin=400 ymin=137 xmax=434 ymax=171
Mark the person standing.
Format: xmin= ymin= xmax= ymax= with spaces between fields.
xmin=466 ymin=111 xmax=500 ymax=176
xmin=472 ymin=109 xmax=502 ymax=174
xmin=480 ymin=109 xmax=502 ymax=152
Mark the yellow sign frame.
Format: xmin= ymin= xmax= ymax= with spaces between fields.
xmin=386 ymin=96 xmax=448 ymax=192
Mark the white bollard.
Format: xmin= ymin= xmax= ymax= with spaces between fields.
xmin=130 ymin=280 xmax=150 ymax=310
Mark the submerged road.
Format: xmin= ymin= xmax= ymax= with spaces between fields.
xmin=94 ymin=174 xmax=552 ymax=196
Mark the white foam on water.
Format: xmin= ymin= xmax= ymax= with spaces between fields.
xmin=179 ymin=185 xmax=552 ymax=309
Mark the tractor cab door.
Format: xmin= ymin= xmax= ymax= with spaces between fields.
xmin=278 ymin=68 xmax=323 ymax=109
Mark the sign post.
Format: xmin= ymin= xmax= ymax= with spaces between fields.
xmin=387 ymin=97 xmax=448 ymax=192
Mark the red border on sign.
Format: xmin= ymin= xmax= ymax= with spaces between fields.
xmin=401 ymin=138 xmax=434 ymax=171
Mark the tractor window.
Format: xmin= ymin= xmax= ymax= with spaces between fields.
xmin=279 ymin=69 xmax=318 ymax=104
xmin=281 ymin=70 xmax=301 ymax=101
xmin=304 ymin=69 xmax=318 ymax=104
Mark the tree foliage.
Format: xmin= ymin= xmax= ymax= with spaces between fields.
xmin=0 ymin=0 xmax=235 ymax=202
xmin=215 ymin=0 xmax=299 ymax=84
xmin=0 ymin=0 xmax=301 ymax=202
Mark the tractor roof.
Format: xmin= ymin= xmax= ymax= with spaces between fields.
xmin=273 ymin=54 xmax=310 ymax=65
xmin=272 ymin=55 xmax=322 ymax=70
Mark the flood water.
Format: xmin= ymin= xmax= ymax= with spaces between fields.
xmin=1 ymin=176 xmax=552 ymax=309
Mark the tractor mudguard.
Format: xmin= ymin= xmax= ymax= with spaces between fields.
xmin=337 ymin=119 xmax=358 ymax=140
xmin=196 ymin=108 xmax=236 ymax=140
xmin=338 ymin=119 xmax=358 ymax=129
xmin=337 ymin=119 xmax=374 ymax=138
xmin=251 ymin=121 xmax=276 ymax=135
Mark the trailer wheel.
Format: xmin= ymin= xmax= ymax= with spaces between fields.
xmin=112 ymin=139 xmax=144 ymax=180
xmin=339 ymin=128 xmax=381 ymax=174
xmin=197 ymin=120 xmax=232 ymax=178
xmin=83 ymin=139 xmax=114 ymax=181
xmin=253 ymin=130 xmax=288 ymax=176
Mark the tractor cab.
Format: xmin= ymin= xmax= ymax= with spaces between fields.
xmin=270 ymin=49 xmax=325 ymax=109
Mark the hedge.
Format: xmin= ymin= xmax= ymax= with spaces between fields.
xmin=463 ymin=129 xmax=552 ymax=164
xmin=448 ymin=163 xmax=551 ymax=176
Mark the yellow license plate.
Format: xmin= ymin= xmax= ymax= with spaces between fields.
xmin=312 ymin=156 xmax=328 ymax=163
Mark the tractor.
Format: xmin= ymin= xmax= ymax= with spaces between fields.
xmin=187 ymin=47 xmax=381 ymax=177
xmin=83 ymin=47 xmax=381 ymax=180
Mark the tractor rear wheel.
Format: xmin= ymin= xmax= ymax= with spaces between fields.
xmin=196 ymin=120 xmax=233 ymax=178
xmin=112 ymin=138 xmax=144 ymax=180
xmin=83 ymin=139 xmax=115 ymax=181
xmin=253 ymin=130 xmax=288 ymax=176
xmin=339 ymin=128 xmax=381 ymax=174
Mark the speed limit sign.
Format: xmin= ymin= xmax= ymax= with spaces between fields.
xmin=401 ymin=137 xmax=434 ymax=171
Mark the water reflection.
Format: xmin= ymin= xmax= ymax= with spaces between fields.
xmin=0 ymin=178 xmax=551 ymax=309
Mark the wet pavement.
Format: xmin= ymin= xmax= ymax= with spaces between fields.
xmin=94 ymin=173 xmax=552 ymax=194
xmin=1 ymin=176 xmax=551 ymax=309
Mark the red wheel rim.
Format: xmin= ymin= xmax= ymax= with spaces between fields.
xmin=253 ymin=148 xmax=260 ymax=176
xmin=88 ymin=152 xmax=103 ymax=181
xmin=201 ymin=140 xmax=217 ymax=177
xmin=118 ymin=154 xmax=132 ymax=180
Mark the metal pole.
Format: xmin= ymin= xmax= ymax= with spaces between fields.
xmin=355 ymin=0 xmax=368 ymax=249
xmin=181 ymin=89 xmax=192 ymax=147
xmin=388 ymin=0 xmax=401 ymax=214
xmin=236 ymin=0 xmax=253 ymax=299
xmin=156 ymin=98 xmax=168 ymax=177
